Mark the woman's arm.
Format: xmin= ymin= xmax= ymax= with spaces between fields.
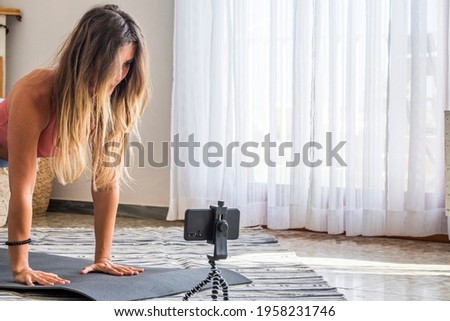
xmin=80 ymin=182 xmax=143 ymax=276
xmin=92 ymin=182 xmax=119 ymax=263
xmin=7 ymin=83 xmax=69 ymax=286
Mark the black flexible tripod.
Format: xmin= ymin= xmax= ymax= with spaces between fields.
xmin=183 ymin=202 xmax=231 ymax=301
xmin=182 ymin=257 xmax=229 ymax=301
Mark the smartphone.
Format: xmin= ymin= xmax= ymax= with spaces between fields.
xmin=184 ymin=208 xmax=240 ymax=241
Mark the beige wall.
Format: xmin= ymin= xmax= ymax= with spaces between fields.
xmin=0 ymin=0 xmax=173 ymax=207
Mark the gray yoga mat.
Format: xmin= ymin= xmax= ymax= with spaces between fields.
xmin=0 ymin=249 xmax=251 ymax=301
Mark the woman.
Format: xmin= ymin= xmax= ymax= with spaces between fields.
xmin=0 ymin=4 xmax=150 ymax=286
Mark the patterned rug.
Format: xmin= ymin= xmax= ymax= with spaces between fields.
xmin=0 ymin=226 xmax=345 ymax=301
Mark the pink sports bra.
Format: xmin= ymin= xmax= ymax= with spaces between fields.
xmin=0 ymin=98 xmax=56 ymax=157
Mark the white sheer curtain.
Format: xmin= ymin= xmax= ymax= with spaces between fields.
xmin=168 ymin=0 xmax=448 ymax=238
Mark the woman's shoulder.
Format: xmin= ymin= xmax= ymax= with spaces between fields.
xmin=13 ymin=69 xmax=55 ymax=96
xmin=6 ymin=69 xmax=55 ymax=126
xmin=8 ymin=69 xmax=54 ymax=105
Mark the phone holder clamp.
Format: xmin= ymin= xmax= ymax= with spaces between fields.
xmin=183 ymin=201 xmax=232 ymax=301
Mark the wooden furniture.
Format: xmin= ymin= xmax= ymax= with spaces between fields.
xmin=0 ymin=56 xmax=3 ymax=97
xmin=0 ymin=8 xmax=21 ymax=97
xmin=446 ymin=111 xmax=450 ymax=217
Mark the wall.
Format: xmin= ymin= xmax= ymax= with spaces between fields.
xmin=0 ymin=0 xmax=173 ymax=208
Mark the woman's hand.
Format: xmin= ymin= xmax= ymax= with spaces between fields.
xmin=13 ymin=267 xmax=71 ymax=286
xmin=80 ymin=259 xmax=144 ymax=276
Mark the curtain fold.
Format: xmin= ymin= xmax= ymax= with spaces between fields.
xmin=169 ymin=0 xmax=448 ymax=238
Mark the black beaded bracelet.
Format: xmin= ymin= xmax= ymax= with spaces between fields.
xmin=5 ymin=238 xmax=32 ymax=246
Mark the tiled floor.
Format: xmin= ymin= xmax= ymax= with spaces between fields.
xmin=265 ymin=229 xmax=450 ymax=301
xmin=32 ymin=212 xmax=450 ymax=301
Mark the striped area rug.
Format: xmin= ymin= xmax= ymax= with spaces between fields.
xmin=0 ymin=226 xmax=345 ymax=301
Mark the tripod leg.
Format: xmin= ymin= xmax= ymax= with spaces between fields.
xmin=218 ymin=275 xmax=229 ymax=301
xmin=211 ymin=271 xmax=221 ymax=301
xmin=182 ymin=273 xmax=213 ymax=301
xmin=209 ymin=260 xmax=221 ymax=301
xmin=210 ymin=261 xmax=230 ymax=301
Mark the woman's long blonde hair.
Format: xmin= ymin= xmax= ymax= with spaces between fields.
xmin=52 ymin=4 xmax=149 ymax=190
